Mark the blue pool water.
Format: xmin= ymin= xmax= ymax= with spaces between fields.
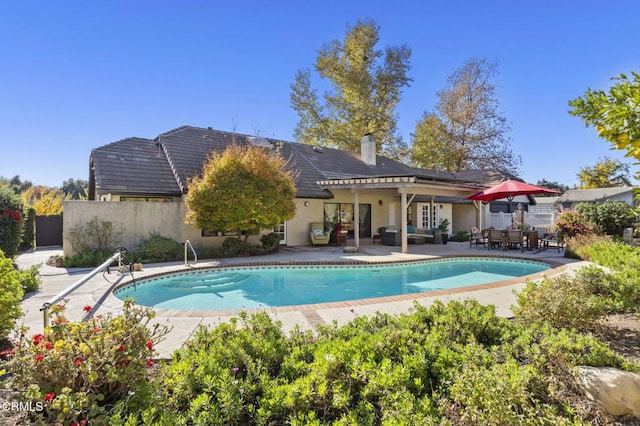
xmin=114 ymin=258 xmax=549 ymax=311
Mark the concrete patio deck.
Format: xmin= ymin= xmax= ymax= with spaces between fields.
xmin=15 ymin=240 xmax=588 ymax=358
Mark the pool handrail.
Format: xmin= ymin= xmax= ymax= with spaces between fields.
xmin=184 ymin=239 xmax=197 ymax=267
xmin=40 ymin=250 xmax=123 ymax=329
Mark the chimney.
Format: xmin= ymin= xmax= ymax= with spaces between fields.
xmin=360 ymin=133 xmax=376 ymax=166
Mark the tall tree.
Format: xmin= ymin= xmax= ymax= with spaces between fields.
xmin=0 ymin=175 xmax=32 ymax=194
xmin=410 ymin=58 xmax=521 ymax=173
xmin=185 ymin=145 xmax=296 ymax=240
xmin=569 ymin=71 xmax=640 ymax=180
xmin=576 ymin=157 xmax=632 ymax=188
xmin=290 ymin=19 xmax=412 ymax=158
xmin=20 ymin=186 xmax=65 ymax=215
xmin=535 ymin=179 xmax=570 ymax=193
xmin=62 ymin=178 xmax=88 ymax=200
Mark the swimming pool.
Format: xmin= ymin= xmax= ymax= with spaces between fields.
xmin=114 ymin=258 xmax=549 ymax=311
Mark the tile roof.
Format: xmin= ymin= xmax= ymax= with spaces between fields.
xmin=90 ymin=137 xmax=183 ymax=197
xmin=90 ymin=126 xmax=492 ymax=199
xmin=556 ymin=187 xmax=637 ymax=203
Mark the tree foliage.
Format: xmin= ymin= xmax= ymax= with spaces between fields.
xmin=185 ymin=145 xmax=297 ymax=240
xmin=576 ymin=157 xmax=631 ymax=188
xmin=62 ymin=178 xmax=88 ymax=200
xmin=410 ymin=58 xmax=521 ymax=173
xmin=20 ymin=185 xmax=65 ymax=215
xmin=290 ymin=19 xmax=412 ymax=159
xmin=0 ymin=175 xmax=32 ymax=194
xmin=535 ymin=179 xmax=569 ymax=193
xmin=569 ymin=71 xmax=640 ymax=180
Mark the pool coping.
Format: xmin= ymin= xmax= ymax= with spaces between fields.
xmin=102 ymin=254 xmax=567 ymax=318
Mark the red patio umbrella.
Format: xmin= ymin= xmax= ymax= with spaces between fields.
xmin=466 ymin=179 xmax=560 ymax=222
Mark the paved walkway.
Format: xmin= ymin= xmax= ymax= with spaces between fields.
xmin=15 ymin=241 xmax=587 ymax=358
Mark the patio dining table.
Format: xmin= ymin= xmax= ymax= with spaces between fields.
xmin=521 ymin=230 xmax=539 ymax=252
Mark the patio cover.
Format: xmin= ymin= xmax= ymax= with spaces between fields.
xmin=317 ymin=175 xmax=483 ymax=253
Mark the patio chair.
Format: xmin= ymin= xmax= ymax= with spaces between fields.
xmin=540 ymin=230 xmax=564 ymax=252
xmin=309 ymin=222 xmax=330 ymax=246
xmin=507 ymin=230 xmax=524 ymax=252
xmin=469 ymin=226 xmax=487 ymax=248
xmin=488 ymin=229 xmax=504 ymax=250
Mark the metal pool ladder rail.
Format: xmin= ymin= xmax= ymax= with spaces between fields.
xmin=184 ymin=239 xmax=197 ymax=267
xmin=40 ymin=250 xmax=124 ymax=329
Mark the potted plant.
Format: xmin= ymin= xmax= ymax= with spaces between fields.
xmin=438 ymin=218 xmax=450 ymax=244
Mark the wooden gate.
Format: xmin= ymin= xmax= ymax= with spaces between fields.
xmin=36 ymin=215 xmax=63 ymax=247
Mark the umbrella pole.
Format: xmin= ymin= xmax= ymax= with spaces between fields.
xmin=508 ymin=196 xmax=514 ymax=226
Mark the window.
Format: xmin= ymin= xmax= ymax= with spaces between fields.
xmin=324 ymin=203 xmax=371 ymax=237
xmin=120 ymin=197 xmax=174 ymax=202
xmin=421 ymin=204 xmax=437 ymax=228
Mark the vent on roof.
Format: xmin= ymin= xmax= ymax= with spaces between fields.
xmin=312 ymin=146 xmax=323 ymax=153
xmin=248 ymin=136 xmax=273 ymax=148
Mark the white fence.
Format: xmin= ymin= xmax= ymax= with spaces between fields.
xmin=489 ymin=211 xmax=559 ymax=232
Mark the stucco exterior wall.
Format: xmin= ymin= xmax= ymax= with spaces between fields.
xmin=63 ymin=200 xmax=260 ymax=256
xmin=452 ymin=204 xmax=476 ymax=234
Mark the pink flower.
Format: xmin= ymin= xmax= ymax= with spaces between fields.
xmin=83 ymin=305 xmax=93 ymax=313
xmin=74 ymin=357 xmax=84 ymax=366
xmin=35 ymin=353 xmax=43 ymax=363
xmin=44 ymin=342 xmax=53 ymax=350
xmin=44 ymin=392 xmax=55 ymax=402
xmin=145 ymin=341 xmax=154 ymax=350
xmin=116 ymin=344 xmax=125 ymax=352
xmin=146 ymin=358 xmax=154 ymax=367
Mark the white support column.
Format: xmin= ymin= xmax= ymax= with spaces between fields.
xmin=353 ymin=190 xmax=360 ymax=249
xmin=429 ymin=196 xmax=435 ymax=228
xmin=473 ymin=200 xmax=482 ymax=229
xmin=401 ymin=190 xmax=408 ymax=254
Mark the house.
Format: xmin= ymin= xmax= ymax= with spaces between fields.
xmin=68 ymin=126 xmax=499 ymax=255
xmin=555 ymin=187 xmax=638 ymax=210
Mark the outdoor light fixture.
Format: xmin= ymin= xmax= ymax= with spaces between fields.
xmin=378 ymin=200 xmax=383 ymax=206
xmin=304 ymin=201 xmax=310 ymax=207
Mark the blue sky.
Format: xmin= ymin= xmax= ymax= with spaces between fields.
xmin=1 ymin=1 xmax=639 ymax=188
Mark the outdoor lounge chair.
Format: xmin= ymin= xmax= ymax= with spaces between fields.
xmin=469 ymin=226 xmax=487 ymax=248
xmin=540 ymin=230 xmax=564 ymax=252
xmin=309 ymin=222 xmax=330 ymax=246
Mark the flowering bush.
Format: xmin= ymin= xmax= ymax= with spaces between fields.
xmin=554 ymin=209 xmax=592 ymax=238
xmin=7 ymin=299 xmax=170 ymax=424
xmin=0 ymin=182 xmax=24 ymax=257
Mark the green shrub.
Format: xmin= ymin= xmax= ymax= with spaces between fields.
xmin=219 ymin=237 xmax=261 ymax=257
xmin=0 ymin=182 xmax=24 ymax=257
xmin=19 ymin=206 xmax=36 ymax=250
xmin=17 ymin=264 xmax=42 ymax=293
xmin=64 ymin=218 xmax=123 ymax=267
xmin=113 ymin=300 xmax=634 ymax=425
xmin=260 ymin=232 xmax=281 ymax=254
xmin=579 ymin=239 xmax=640 ymax=271
xmin=135 ymin=232 xmax=183 ymax=263
xmin=63 ymin=250 xmax=114 ymax=268
xmin=576 ymin=201 xmax=637 ymax=236
xmin=0 ymin=250 xmax=24 ymax=338
xmin=453 ymin=230 xmax=470 ymax=242
xmin=513 ymin=272 xmax=607 ymax=331
xmin=7 ymin=299 xmax=170 ymax=424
